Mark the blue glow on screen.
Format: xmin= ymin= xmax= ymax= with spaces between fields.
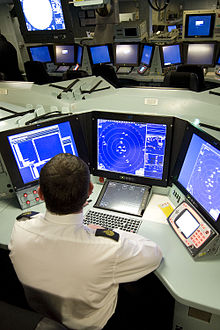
xmin=188 ymin=15 xmax=212 ymax=37
xmin=178 ymin=133 xmax=220 ymax=222
xmin=29 ymin=46 xmax=51 ymax=62
xmin=97 ymin=119 xmax=167 ymax=180
xmin=8 ymin=121 xmax=78 ymax=184
xmin=77 ymin=46 xmax=83 ymax=65
xmin=90 ymin=45 xmax=111 ymax=65
xmin=163 ymin=44 xmax=181 ymax=66
xmin=168 ymin=25 xmax=176 ymax=32
xmin=20 ymin=0 xmax=66 ymax=31
xmin=141 ymin=45 xmax=153 ymax=65
xmin=55 ymin=45 xmax=75 ymax=63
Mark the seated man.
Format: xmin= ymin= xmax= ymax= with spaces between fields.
xmin=9 ymin=153 xmax=163 ymax=330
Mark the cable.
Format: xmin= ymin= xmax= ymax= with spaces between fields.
xmin=148 ymin=0 xmax=169 ymax=12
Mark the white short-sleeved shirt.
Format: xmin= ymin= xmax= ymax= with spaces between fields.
xmin=9 ymin=210 xmax=162 ymax=330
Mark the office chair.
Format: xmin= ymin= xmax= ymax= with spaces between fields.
xmin=24 ymin=61 xmax=54 ymax=85
xmin=92 ymin=64 xmax=121 ymax=88
xmin=163 ymin=71 xmax=200 ymax=92
xmin=176 ymin=64 xmax=205 ymax=91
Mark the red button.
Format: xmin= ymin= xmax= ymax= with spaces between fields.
xmin=23 ymin=193 xmax=28 ymax=198
xmin=33 ymin=190 xmax=37 ymax=194
xmin=35 ymin=197 xmax=40 ymax=202
xmin=26 ymin=200 xmax=30 ymax=205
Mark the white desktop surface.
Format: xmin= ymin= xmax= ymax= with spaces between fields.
xmin=0 ymin=183 xmax=220 ymax=317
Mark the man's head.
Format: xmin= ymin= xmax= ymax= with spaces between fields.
xmin=38 ymin=153 xmax=92 ymax=215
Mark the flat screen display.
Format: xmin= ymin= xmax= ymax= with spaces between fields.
xmin=161 ymin=44 xmax=182 ymax=67
xmin=186 ymin=43 xmax=215 ymax=65
xmin=28 ymin=45 xmax=52 ymax=62
xmin=168 ymin=25 xmax=176 ymax=32
xmin=19 ymin=0 xmax=66 ymax=31
xmin=77 ymin=45 xmax=83 ymax=65
xmin=140 ymin=44 xmax=154 ymax=66
xmin=7 ymin=121 xmax=78 ymax=184
xmin=187 ymin=15 xmax=213 ymax=37
xmin=89 ymin=45 xmax=111 ymax=65
xmin=175 ymin=210 xmax=200 ymax=238
xmin=115 ymin=44 xmax=139 ymax=66
xmin=92 ymin=112 xmax=173 ymax=187
xmin=55 ymin=45 xmax=75 ymax=64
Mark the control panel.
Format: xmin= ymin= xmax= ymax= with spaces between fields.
xmin=167 ymin=201 xmax=220 ymax=258
xmin=16 ymin=184 xmax=43 ymax=210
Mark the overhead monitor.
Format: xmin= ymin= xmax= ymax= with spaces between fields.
xmin=92 ymin=111 xmax=173 ymax=187
xmin=168 ymin=25 xmax=177 ymax=32
xmin=27 ymin=45 xmax=53 ymax=63
xmin=13 ymin=0 xmax=74 ymax=43
xmin=160 ymin=44 xmax=182 ymax=67
xmin=87 ymin=44 xmax=112 ymax=65
xmin=184 ymin=13 xmax=215 ymax=39
xmin=140 ymin=44 xmax=155 ymax=66
xmin=186 ymin=42 xmax=216 ymax=66
xmin=172 ymin=124 xmax=220 ymax=233
xmin=54 ymin=44 xmax=75 ymax=65
xmin=0 ymin=115 xmax=89 ymax=190
xmin=115 ymin=43 xmax=139 ymax=66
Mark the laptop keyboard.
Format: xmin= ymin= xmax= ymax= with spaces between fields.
xmin=84 ymin=210 xmax=142 ymax=233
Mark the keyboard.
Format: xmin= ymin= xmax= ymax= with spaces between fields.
xmin=84 ymin=210 xmax=142 ymax=233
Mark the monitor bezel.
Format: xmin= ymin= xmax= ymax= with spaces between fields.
xmin=160 ymin=43 xmax=183 ymax=68
xmin=172 ymin=124 xmax=220 ymax=233
xmin=114 ymin=42 xmax=140 ymax=67
xmin=0 ymin=115 xmax=89 ymax=191
xmin=13 ymin=0 xmax=74 ymax=43
xmin=27 ymin=44 xmax=54 ymax=63
xmin=139 ymin=43 xmax=155 ymax=67
xmin=54 ymin=44 xmax=76 ymax=65
xmin=184 ymin=41 xmax=217 ymax=67
xmin=91 ymin=111 xmax=173 ymax=187
xmin=184 ymin=13 xmax=216 ymax=39
xmin=87 ymin=44 xmax=113 ymax=66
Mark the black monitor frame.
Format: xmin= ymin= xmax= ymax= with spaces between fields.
xmin=91 ymin=111 xmax=173 ymax=187
xmin=87 ymin=44 xmax=113 ymax=66
xmin=183 ymin=41 xmax=217 ymax=67
xmin=159 ymin=43 xmax=183 ymax=68
xmin=172 ymin=124 xmax=220 ymax=233
xmin=114 ymin=42 xmax=140 ymax=67
xmin=0 ymin=115 xmax=89 ymax=191
xmin=13 ymin=0 xmax=74 ymax=43
xmin=27 ymin=44 xmax=54 ymax=63
xmin=54 ymin=44 xmax=76 ymax=65
xmin=139 ymin=43 xmax=155 ymax=67
xmin=184 ymin=13 xmax=215 ymax=39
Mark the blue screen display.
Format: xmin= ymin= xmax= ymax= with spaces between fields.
xmin=97 ymin=119 xmax=167 ymax=180
xmin=188 ymin=15 xmax=212 ymax=37
xmin=55 ymin=45 xmax=75 ymax=63
xmin=163 ymin=44 xmax=181 ymax=66
xmin=8 ymin=121 xmax=78 ymax=184
xmin=141 ymin=45 xmax=153 ymax=65
xmin=77 ymin=45 xmax=83 ymax=65
xmin=90 ymin=45 xmax=111 ymax=65
xmin=29 ymin=46 xmax=51 ymax=62
xmin=168 ymin=25 xmax=176 ymax=32
xmin=115 ymin=44 xmax=138 ymax=65
xmin=20 ymin=0 xmax=66 ymax=31
xmin=178 ymin=133 xmax=220 ymax=222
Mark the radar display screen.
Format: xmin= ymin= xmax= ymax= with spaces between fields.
xmin=97 ymin=119 xmax=167 ymax=180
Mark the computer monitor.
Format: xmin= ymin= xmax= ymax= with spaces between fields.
xmin=0 ymin=115 xmax=89 ymax=190
xmin=184 ymin=13 xmax=215 ymax=39
xmin=160 ymin=44 xmax=182 ymax=67
xmin=168 ymin=25 xmax=177 ymax=32
xmin=27 ymin=45 xmax=53 ymax=63
xmin=92 ymin=111 xmax=173 ymax=187
xmin=140 ymin=44 xmax=155 ymax=67
xmin=172 ymin=124 xmax=220 ymax=233
xmin=54 ymin=45 xmax=75 ymax=65
xmin=76 ymin=45 xmax=83 ymax=66
xmin=185 ymin=42 xmax=216 ymax=66
xmin=115 ymin=43 xmax=139 ymax=67
xmin=13 ymin=0 xmax=74 ymax=43
xmin=87 ymin=44 xmax=112 ymax=65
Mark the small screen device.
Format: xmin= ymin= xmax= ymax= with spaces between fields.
xmin=94 ymin=180 xmax=152 ymax=217
xmin=167 ymin=201 xmax=220 ymax=258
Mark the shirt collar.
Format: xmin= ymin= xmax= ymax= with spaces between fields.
xmin=44 ymin=210 xmax=84 ymax=225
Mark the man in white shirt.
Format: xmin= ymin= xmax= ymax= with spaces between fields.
xmin=9 ymin=153 xmax=164 ymax=330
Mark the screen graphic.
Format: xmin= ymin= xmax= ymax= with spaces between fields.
xmin=188 ymin=15 xmax=212 ymax=37
xmin=178 ymin=134 xmax=220 ymax=222
xmin=20 ymin=0 xmax=66 ymax=31
xmin=97 ymin=119 xmax=167 ymax=180
xmin=8 ymin=121 xmax=78 ymax=184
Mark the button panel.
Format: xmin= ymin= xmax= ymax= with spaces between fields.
xmin=16 ymin=185 xmax=43 ymax=209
